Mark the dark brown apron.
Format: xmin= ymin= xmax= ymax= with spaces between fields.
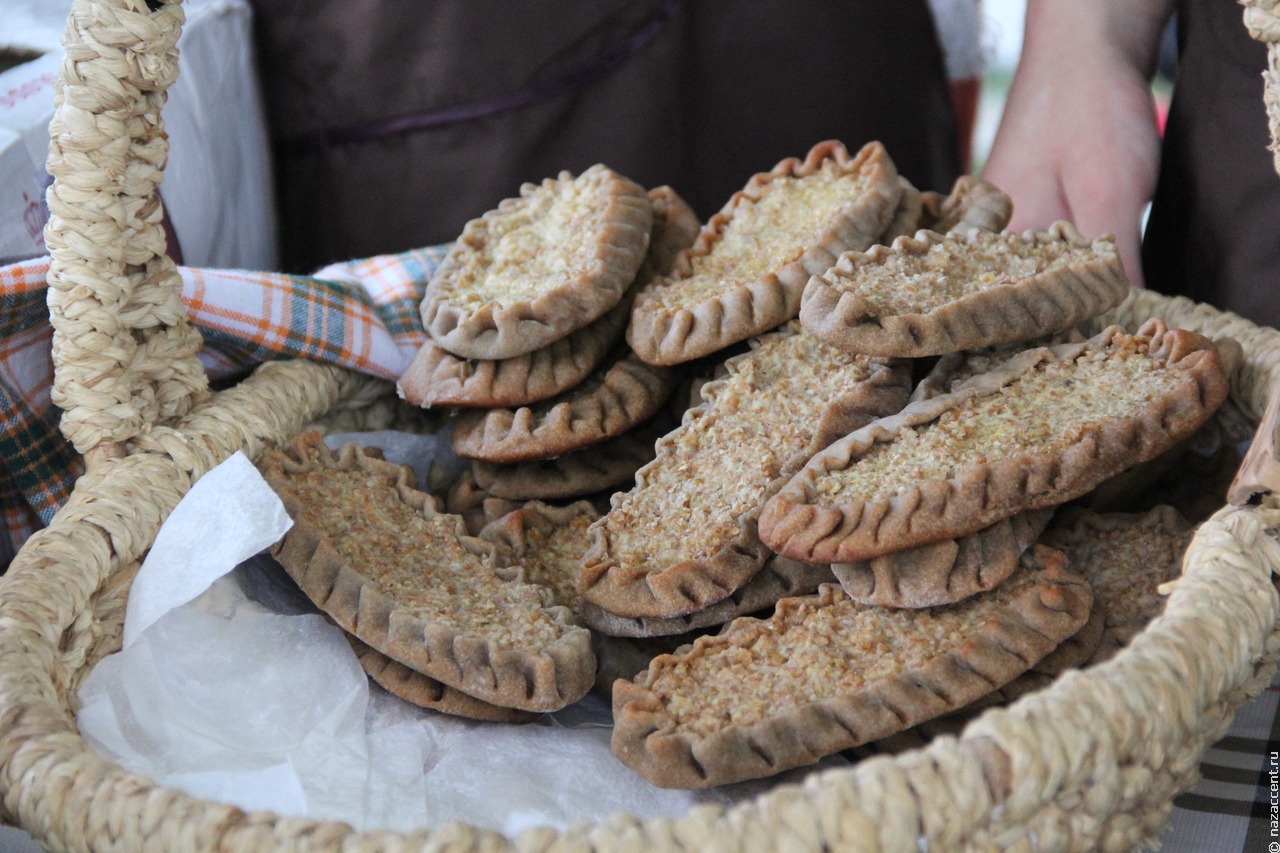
xmin=1143 ymin=0 xmax=1280 ymax=329
xmin=249 ymin=0 xmax=958 ymax=272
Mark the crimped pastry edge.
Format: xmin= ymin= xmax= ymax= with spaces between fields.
xmin=831 ymin=507 xmax=1054 ymax=609
xmin=1041 ymin=503 xmax=1194 ymax=663
xmin=799 ymin=221 xmax=1131 ymax=358
xmin=259 ymin=432 xmax=597 ymax=712
xmin=348 ymin=635 xmax=538 ymax=723
xmin=577 ymin=555 xmax=837 ymax=638
xmin=422 ymin=164 xmax=653 ymax=360
xmin=610 ymin=546 xmax=1092 ymax=788
xmin=918 ymin=174 xmax=1014 ymax=237
xmin=450 ymin=349 xmax=678 ymax=462
xmin=397 ymin=296 xmax=631 ymax=409
xmin=759 ymin=319 xmax=1230 ymax=564
xmin=626 ymin=140 xmax=902 ymax=366
xmin=476 ymin=498 xmax=602 ymax=609
xmin=471 ymin=411 xmax=674 ymax=501
xmin=579 ymin=324 xmax=912 ymax=620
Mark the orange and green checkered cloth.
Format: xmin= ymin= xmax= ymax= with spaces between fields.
xmin=0 ymin=246 xmax=448 ymax=566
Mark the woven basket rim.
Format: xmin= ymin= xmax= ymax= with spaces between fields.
xmin=0 ymin=289 xmax=1277 ymax=851
xmin=5 ymin=0 xmax=1280 ymax=846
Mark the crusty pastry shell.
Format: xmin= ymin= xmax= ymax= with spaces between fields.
xmin=1040 ymin=504 xmax=1193 ymax=664
xmin=876 ymin=177 xmax=925 ymax=245
xmin=397 ymin=295 xmax=631 ymax=409
xmin=577 ymin=555 xmax=836 ymax=638
xmin=831 ymin=508 xmax=1054 ymax=609
xmin=476 ymin=499 xmax=601 ymax=610
xmin=850 ymin=602 xmax=1107 ymax=760
xmin=627 ymin=140 xmax=902 ymax=366
xmin=580 ymin=325 xmax=912 ymax=620
xmin=611 ymin=546 xmax=1092 ymax=788
xmin=450 ymin=349 xmax=678 ymax=462
xmin=422 ymin=164 xmax=653 ymax=360
xmin=442 ymin=469 xmax=521 ymax=535
xmin=641 ymin=185 xmax=702 ymax=283
xmin=759 ymin=320 xmax=1230 ymax=564
xmin=799 ymin=222 xmax=1130 ymax=358
xmin=918 ymin=175 xmax=1014 ymax=237
xmin=259 ymin=433 xmax=596 ymax=712
xmin=472 ymin=412 xmax=673 ymax=501
xmin=347 ymin=636 xmax=537 ymax=723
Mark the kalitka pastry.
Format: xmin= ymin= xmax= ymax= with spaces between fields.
xmin=258 ymin=432 xmax=595 ymax=712
xmin=611 ymin=545 xmax=1091 ymax=788
xmin=878 ymin=175 xmax=1012 ymax=245
xmin=759 ymin=319 xmax=1230 ymax=564
xmin=399 ymin=186 xmax=698 ymax=409
xmin=579 ymin=323 xmax=911 ymax=620
xmin=449 ymin=347 xmax=678 ymax=462
xmin=830 ymin=508 xmax=1054 ymax=609
xmin=477 ymin=500 xmax=601 ymax=611
xmin=421 ymin=164 xmax=653 ymax=360
xmin=917 ymin=174 xmax=1014 ymax=237
xmin=347 ymin=637 xmax=537 ymax=723
xmin=398 ymin=297 xmax=632 ymax=409
xmin=1039 ymin=504 xmax=1194 ymax=663
xmin=471 ymin=411 xmax=674 ymax=501
xmin=799 ymin=222 xmax=1129 ymax=358
xmin=627 ymin=140 xmax=902 ymax=366
xmin=578 ymin=554 xmax=837 ymax=638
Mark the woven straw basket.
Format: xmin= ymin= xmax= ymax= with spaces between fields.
xmin=3 ymin=1 xmax=1280 ymax=850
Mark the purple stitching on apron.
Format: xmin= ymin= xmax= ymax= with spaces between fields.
xmin=276 ymin=0 xmax=688 ymax=155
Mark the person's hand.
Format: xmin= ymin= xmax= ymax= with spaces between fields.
xmin=981 ymin=0 xmax=1175 ymax=288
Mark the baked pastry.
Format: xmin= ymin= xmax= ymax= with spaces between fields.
xmin=1039 ymin=504 xmax=1194 ymax=663
xmin=471 ymin=411 xmax=674 ymax=501
xmin=400 ymin=185 xmax=698 ymax=409
xmin=577 ymin=554 xmax=836 ymax=638
xmin=627 ymin=140 xmax=902 ymax=366
xmin=760 ymin=320 xmax=1230 ymax=564
xmin=876 ymin=177 xmax=925 ymax=245
xmin=611 ymin=546 xmax=1092 ymax=788
xmin=397 ymin=297 xmax=631 ymax=409
xmin=878 ymin=175 xmax=1011 ymax=246
xmin=830 ymin=508 xmax=1054 ymax=609
xmin=799 ymin=222 xmax=1129 ymax=358
xmin=422 ymin=164 xmax=653 ymax=359
xmin=348 ymin=636 xmax=537 ymax=723
xmin=258 ymin=432 xmax=596 ymax=712
xmin=450 ymin=347 xmax=678 ymax=462
xmin=477 ymin=500 xmax=601 ymax=610
xmin=639 ymin=185 xmax=702 ymax=283
xmin=580 ymin=323 xmax=912 ymax=619
xmin=442 ymin=469 xmax=521 ymax=535
xmin=918 ymin=175 xmax=1014 ymax=237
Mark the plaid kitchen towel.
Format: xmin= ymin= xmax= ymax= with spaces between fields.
xmin=0 ymin=246 xmax=447 ymax=565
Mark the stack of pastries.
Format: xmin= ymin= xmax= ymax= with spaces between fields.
xmin=259 ymin=140 xmax=1237 ymax=789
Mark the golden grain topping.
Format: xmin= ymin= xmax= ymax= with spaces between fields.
xmin=517 ymin=511 xmax=595 ymax=609
xmin=279 ymin=468 xmax=568 ymax=650
xmin=829 ymin=231 xmax=1114 ymax=316
xmin=601 ymin=331 xmax=878 ymax=566
xmin=653 ymin=161 xmax=874 ymax=309
xmin=1054 ymin=520 xmax=1190 ymax=630
xmin=443 ymin=168 xmax=615 ymax=308
xmin=649 ymin=571 xmax=1034 ymax=736
xmin=819 ymin=337 xmax=1184 ymax=502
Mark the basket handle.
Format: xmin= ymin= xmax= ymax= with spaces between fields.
xmin=1230 ymin=1 xmax=1280 ymax=504
xmin=1243 ymin=0 xmax=1280 ymax=174
xmin=43 ymin=0 xmax=207 ymax=469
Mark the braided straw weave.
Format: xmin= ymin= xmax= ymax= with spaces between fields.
xmin=1 ymin=0 xmax=1279 ymax=849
